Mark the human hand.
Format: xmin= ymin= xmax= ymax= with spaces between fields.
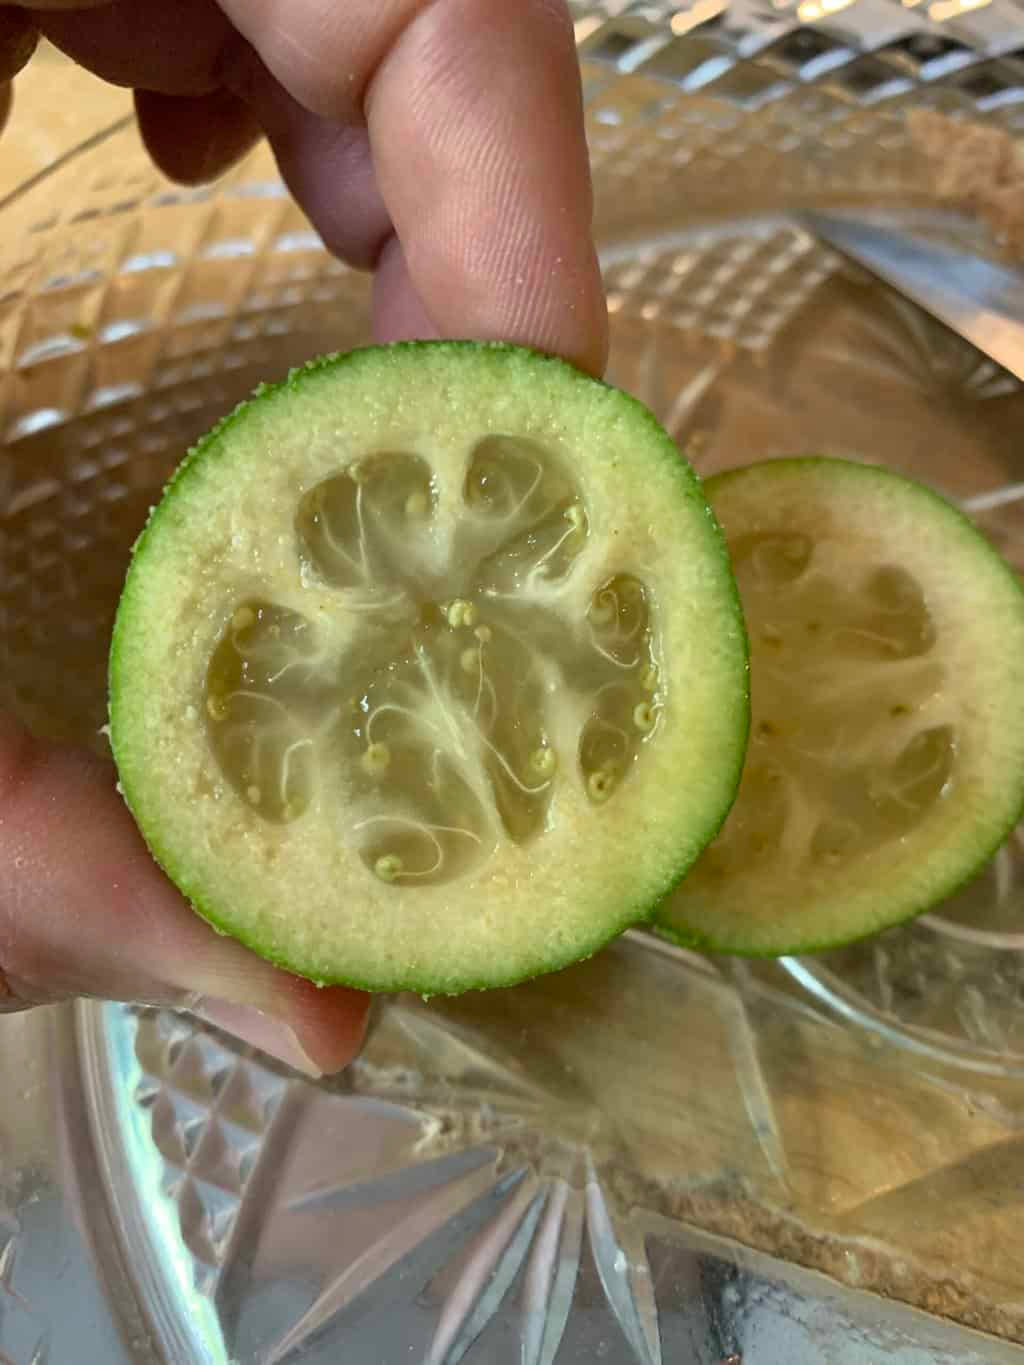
xmin=0 ymin=0 xmax=607 ymax=1073
xmin=3 ymin=0 xmax=607 ymax=373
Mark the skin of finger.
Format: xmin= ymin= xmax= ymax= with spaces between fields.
xmin=372 ymin=233 xmax=439 ymax=343
xmin=234 ymin=54 xmax=392 ymax=271
xmin=11 ymin=1 xmax=111 ymax=9
xmin=31 ymin=0 xmax=235 ymax=95
xmin=29 ymin=0 xmax=607 ymax=369
xmin=218 ymin=0 xmax=608 ymax=374
xmin=370 ymin=0 xmax=606 ymax=373
xmin=0 ymin=8 xmax=37 ymax=83
xmin=0 ymin=716 xmax=369 ymax=1071
xmin=216 ymin=0 xmax=410 ymax=122
xmin=135 ymin=86 xmax=263 ymax=186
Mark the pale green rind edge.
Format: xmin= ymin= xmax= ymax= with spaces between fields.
xmin=653 ymin=453 xmax=1024 ymax=960
xmin=109 ymin=340 xmax=750 ymax=995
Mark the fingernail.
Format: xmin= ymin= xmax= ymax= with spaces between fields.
xmin=192 ymin=997 xmax=323 ymax=1079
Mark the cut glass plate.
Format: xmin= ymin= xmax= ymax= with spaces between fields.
xmin=3 ymin=4 xmax=1024 ymax=1359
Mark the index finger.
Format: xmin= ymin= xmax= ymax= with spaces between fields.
xmin=219 ymin=0 xmax=608 ymax=375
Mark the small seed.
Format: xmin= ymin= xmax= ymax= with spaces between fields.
xmin=633 ymin=703 xmax=655 ymax=733
xmin=564 ymin=503 xmax=585 ymax=530
xmin=446 ymin=598 xmax=476 ymax=629
xmin=588 ymin=770 xmax=616 ymax=803
xmin=530 ymin=747 xmax=557 ymax=778
xmin=640 ymin=665 xmax=659 ymax=692
xmin=460 ymin=646 xmax=480 ymax=674
xmin=374 ymin=853 xmax=403 ymax=882
xmin=206 ymin=694 xmax=226 ymax=721
xmin=405 ymin=490 xmax=429 ymax=519
xmin=474 ymin=624 xmax=492 ymax=643
xmin=246 ymin=785 xmax=261 ymax=805
xmin=232 ymin=606 xmax=255 ymax=633
xmin=361 ymin=742 xmax=391 ymax=776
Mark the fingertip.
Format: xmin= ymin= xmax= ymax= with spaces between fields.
xmin=368 ymin=0 xmax=609 ymax=377
xmin=374 ymin=229 xmax=608 ymax=376
xmin=516 ymin=237 xmax=608 ymax=379
xmin=134 ymin=86 xmax=262 ymax=186
xmin=193 ymin=982 xmax=370 ymax=1078
xmin=273 ymin=973 xmax=372 ymax=1075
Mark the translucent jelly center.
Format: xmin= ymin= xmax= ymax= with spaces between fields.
xmin=696 ymin=530 xmax=953 ymax=884
xmin=205 ymin=439 xmax=662 ymax=886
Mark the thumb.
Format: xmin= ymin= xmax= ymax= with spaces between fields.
xmin=0 ymin=715 xmax=370 ymax=1077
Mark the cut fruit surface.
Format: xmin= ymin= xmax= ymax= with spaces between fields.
xmin=656 ymin=456 xmax=1024 ymax=956
xmin=109 ymin=342 xmax=748 ymax=994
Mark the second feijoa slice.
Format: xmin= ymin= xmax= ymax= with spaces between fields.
xmin=656 ymin=456 xmax=1024 ymax=956
xmin=109 ymin=342 xmax=749 ymax=994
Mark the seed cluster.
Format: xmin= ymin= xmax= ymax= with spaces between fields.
xmin=205 ymin=439 xmax=663 ymax=887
